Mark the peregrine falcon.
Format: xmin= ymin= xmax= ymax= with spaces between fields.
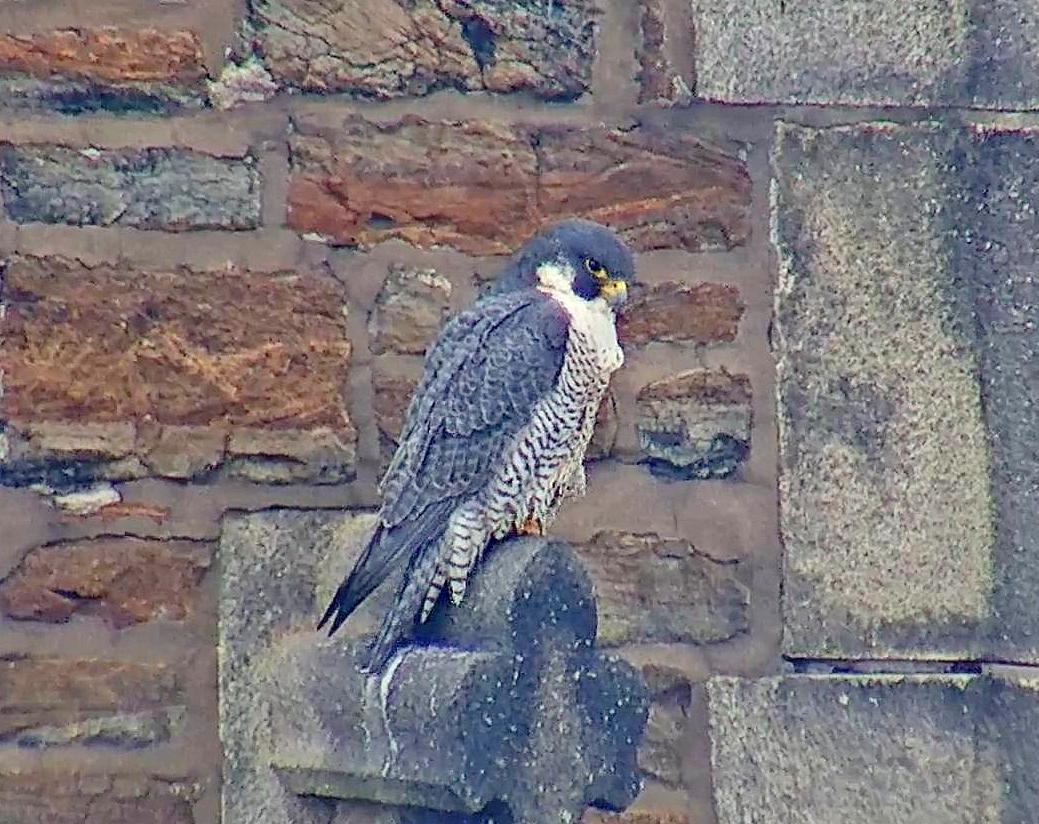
xmin=319 ymin=219 xmax=635 ymax=672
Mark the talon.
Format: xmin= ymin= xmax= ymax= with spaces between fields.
xmin=517 ymin=516 xmax=545 ymax=536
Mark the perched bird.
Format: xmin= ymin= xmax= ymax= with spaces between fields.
xmin=319 ymin=218 xmax=635 ymax=672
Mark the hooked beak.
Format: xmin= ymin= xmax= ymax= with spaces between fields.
xmin=600 ymin=278 xmax=628 ymax=307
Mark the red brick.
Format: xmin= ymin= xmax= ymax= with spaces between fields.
xmin=0 ymin=537 xmax=212 ymax=627
xmin=619 ymin=281 xmax=744 ymax=345
xmin=0 ymin=28 xmax=206 ymax=83
xmin=287 ymin=116 xmax=750 ymax=254
xmin=1 ymin=257 xmax=353 ymax=434
xmin=0 ymin=657 xmax=181 ymax=737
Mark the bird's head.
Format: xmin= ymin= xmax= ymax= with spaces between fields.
xmin=491 ymin=219 xmax=636 ymax=309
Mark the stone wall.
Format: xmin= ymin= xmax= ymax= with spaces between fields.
xmin=0 ymin=2 xmax=1036 ymax=823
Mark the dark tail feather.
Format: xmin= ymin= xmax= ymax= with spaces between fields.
xmin=362 ymin=540 xmax=443 ymax=673
xmin=318 ymin=526 xmax=394 ymax=636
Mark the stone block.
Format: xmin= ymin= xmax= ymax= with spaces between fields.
xmin=219 ymin=510 xmax=648 ymax=824
xmin=0 ymin=656 xmax=182 ymax=741
xmin=635 ymin=369 xmax=751 ymax=479
xmin=774 ymin=121 xmax=1039 ymax=662
xmin=0 ymin=145 xmax=259 ymax=230
xmin=0 ymin=257 xmax=355 ymax=485
xmin=618 ymin=282 xmax=743 ymax=346
xmin=0 ymin=537 xmax=212 ymax=626
xmin=252 ymin=0 xmax=596 ymax=100
xmin=637 ymin=0 xmax=693 ymax=106
xmin=287 ymin=116 xmax=750 ymax=253
xmin=0 ymin=28 xmax=208 ymax=114
xmin=693 ymin=0 xmax=1039 ymax=109
xmin=708 ymin=673 xmax=1039 ymax=824
xmin=572 ymin=531 xmax=749 ymax=646
xmin=369 ymin=266 xmax=453 ymax=355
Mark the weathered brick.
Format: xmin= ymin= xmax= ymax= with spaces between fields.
xmin=635 ymin=369 xmax=751 ymax=479
xmin=637 ymin=0 xmax=693 ymax=106
xmin=369 ymin=266 xmax=453 ymax=355
xmin=775 ymin=122 xmax=1039 ymax=662
xmin=253 ymin=0 xmax=596 ymax=100
xmin=287 ymin=116 xmax=750 ymax=254
xmin=618 ymin=282 xmax=743 ymax=346
xmin=1 ymin=257 xmax=356 ymax=483
xmin=0 ymin=771 xmax=198 ymax=824
xmin=572 ymin=531 xmax=749 ymax=646
xmin=0 ymin=537 xmax=212 ymax=627
xmin=693 ymin=0 xmax=1039 ymax=109
xmin=708 ymin=674 xmax=1039 ymax=824
xmin=0 ymin=145 xmax=259 ymax=230
xmin=0 ymin=28 xmax=208 ymax=114
xmin=0 ymin=657 xmax=182 ymax=739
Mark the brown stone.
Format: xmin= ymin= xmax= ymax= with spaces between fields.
xmin=572 ymin=531 xmax=749 ymax=646
xmin=638 ymin=0 xmax=694 ymax=105
xmin=0 ymin=28 xmax=207 ymax=83
xmin=371 ymin=358 xmax=424 ymax=441
xmin=0 ymin=657 xmax=181 ymax=737
xmin=65 ymin=501 xmax=172 ymax=524
xmin=1 ymin=257 xmax=353 ymax=432
xmin=142 ymin=425 xmax=227 ymax=478
xmin=583 ymin=811 xmax=690 ymax=824
xmin=618 ymin=282 xmax=744 ymax=345
xmin=287 ymin=116 xmax=750 ymax=253
xmin=636 ymin=368 xmax=752 ymax=478
xmin=638 ymin=665 xmax=692 ymax=787
xmin=369 ymin=266 xmax=453 ymax=355
xmin=253 ymin=0 xmax=594 ymax=100
xmin=0 ymin=771 xmax=196 ymax=824
xmin=0 ymin=537 xmax=213 ymax=627
xmin=225 ymin=426 xmax=357 ymax=483
xmin=17 ymin=421 xmax=137 ymax=460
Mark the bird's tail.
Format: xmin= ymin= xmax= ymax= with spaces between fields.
xmin=362 ymin=539 xmax=443 ymax=673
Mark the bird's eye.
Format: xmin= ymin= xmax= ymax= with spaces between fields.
xmin=583 ymin=258 xmax=608 ymax=280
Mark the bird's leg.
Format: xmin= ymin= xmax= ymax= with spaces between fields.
xmin=517 ymin=515 xmax=546 ymax=536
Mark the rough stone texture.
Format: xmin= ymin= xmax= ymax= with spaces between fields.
xmin=0 ymin=771 xmax=199 ymax=824
xmin=0 ymin=657 xmax=182 ymax=739
xmin=775 ymin=121 xmax=1039 ymax=662
xmin=692 ymin=0 xmax=1039 ymax=109
xmin=220 ymin=511 xmax=648 ymax=824
xmin=371 ymin=359 xmax=424 ymax=443
xmin=0 ymin=28 xmax=208 ymax=114
xmin=635 ymin=369 xmax=751 ymax=479
xmin=252 ymin=0 xmax=596 ymax=100
xmin=287 ymin=116 xmax=750 ymax=254
xmin=573 ymin=531 xmax=749 ymax=646
xmin=369 ymin=266 xmax=453 ymax=355
xmin=0 ymin=145 xmax=259 ymax=230
xmin=618 ymin=282 xmax=744 ymax=346
xmin=0 ymin=537 xmax=213 ymax=626
xmin=1 ymin=257 xmax=356 ymax=484
xmin=708 ymin=673 xmax=1039 ymax=824
xmin=637 ymin=665 xmax=692 ymax=788
xmin=637 ymin=0 xmax=693 ymax=106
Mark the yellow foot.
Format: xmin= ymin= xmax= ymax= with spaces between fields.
xmin=517 ymin=516 xmax=545 ymax=536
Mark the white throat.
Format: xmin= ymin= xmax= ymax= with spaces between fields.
xmin=535 ymin=262 xmax=623 ymax=372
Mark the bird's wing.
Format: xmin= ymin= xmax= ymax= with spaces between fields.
xmin=319 ymin=290 xmax=570 ymax=660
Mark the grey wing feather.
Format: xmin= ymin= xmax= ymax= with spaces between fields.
xmin=319 ymin=290 xmax=570 ymax=672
